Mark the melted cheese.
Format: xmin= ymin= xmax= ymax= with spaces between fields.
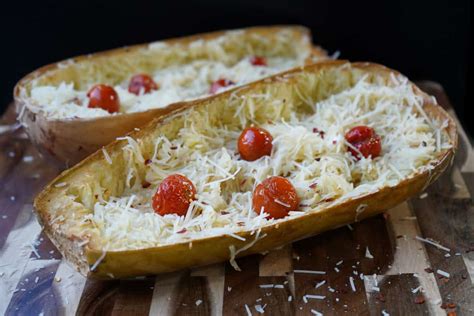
xmin=89 ymin=76 xmax=451 ymax=251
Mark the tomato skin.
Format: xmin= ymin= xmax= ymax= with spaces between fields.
xmin=209 ymin=78 xmax=235 ymax=94
xmin=152 ymin=174 xmax=197 ymax=216
xmin=238 ymin=127 xmax=273 ymax=161
xmin=252 ymin=176 xmax=299 ymax=219
xmin=344 ymin=126 xmax=381 ymax=159
xmin=250 ymin=56 xmax=267 ymax=66
xmin=87 ymin=84 xmax=120 ymax=113
xmin=128 ymin=74 xmax=159 ymax=95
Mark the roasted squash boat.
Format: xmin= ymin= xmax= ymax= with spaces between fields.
xmin=14 ymin=25 xmax=327 ymax=165
xmin=35 ymin=61 xmax=457 ymax=279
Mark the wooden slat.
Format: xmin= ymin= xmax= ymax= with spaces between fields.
xmin=259 ymin=245 xmax=293 ymax=277
xmin=365 ymin=274 xmax=430 ymax=315
xmin=410 ymin=164 xmax=474 ymax=313
xmin=172 ymin=275 xmax=211 ymax=316
xmin=111 ymin=278 xmax=155 ymax=315
xmin=384 ymin=202 xmax=443 ymax=313
xmin=191 ymin=264 xmax=225 ymax=316
xmin=76 ymin=279 xmax=121 ymax=316
xmin=293 ymin=225 xmax=372 ymax=315
xmin=223 ymin=255 xmax=294 ymax=315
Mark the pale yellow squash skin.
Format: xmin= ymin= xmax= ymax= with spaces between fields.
xmin=14 ymin=26 xmax=326 ymax=166
xmin=34 ymin=61 xmax=457 ymax=279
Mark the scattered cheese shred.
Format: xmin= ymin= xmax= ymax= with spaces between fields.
xmin=79 ymin=73 xmax=451 ymax=252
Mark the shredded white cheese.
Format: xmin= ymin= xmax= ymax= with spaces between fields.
xmin=84 ymin=75 xmax=451 ymax=251
xmin=30 ymin=57 xmax=306 ymax=119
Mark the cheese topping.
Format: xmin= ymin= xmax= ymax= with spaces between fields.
xmin=87 ymin=75 xmax=451 ymax=250
xmin=29 ymin=57 xmax=305 ymax=119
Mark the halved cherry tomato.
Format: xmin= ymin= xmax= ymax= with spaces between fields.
xmin=238 ymin=126 xmax=273 ymax=161
xmin=250 ymin=56 xmax=267 ymax=66
xmin=87 ymin=84 xmax=120 ymax=113
xmin=209 ymin=78 xmax=235 ymax=94
xmin=345 ymin=126 xmax=381 ymax=159
xmin=152 ymin=174 xmax=196 ymax=216
xmin=252 ymin=176 xmax=299 ymax=219
xmin=128 ymin=74 xmax=159 ymax=95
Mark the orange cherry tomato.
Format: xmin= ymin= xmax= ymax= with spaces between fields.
xmin=345 ymin=126 xmax=381 ymax=159
xmin=209 ymin=78 xmax=235 ymax=94
xmin=252 ymin=176 xmax=299 ymax=219
xmin=87 ymin=84 xmax=120 ymax=113
xmin=152 ymin=174 xmax=197 ymax=216
xmin=250 ymin=56 xmax=267 ymax=66
xmin=128 ymin=74 xmax=159 ymax=95
xmin=238 ymin=126 xmax=273 ymax=161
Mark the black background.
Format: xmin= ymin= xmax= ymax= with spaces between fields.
xmin=1 ymin=0 xmax=471 ymax=135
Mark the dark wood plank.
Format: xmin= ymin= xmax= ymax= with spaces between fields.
xmin=172 ymin=274 xmax=211 ymax=316
xmin=366 ymin=274 xmax=429 ymax=315
xmin=223 ymin=255 xmax=293 ymax=315
xmin=111 ymin=278 xmax=155 ymax=316
xmin=5 ymin=260 xmax=61 ymax=316
xmin=76 ymin=279 xmax=121 ymax=316
xmin=410 ymin=164 xmax=474 ymax=313
xmin=352 ymin=215 xmax=395 ymax=275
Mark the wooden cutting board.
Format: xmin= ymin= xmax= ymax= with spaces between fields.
xmin=0 ymin=82 xmax=473 ymax=316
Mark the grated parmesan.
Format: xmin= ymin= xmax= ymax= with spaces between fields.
xmin=78 ymin=74 xmax=452 ymax=252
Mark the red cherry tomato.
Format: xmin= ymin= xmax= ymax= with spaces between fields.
xmin=252 ymin=176 xmax=299 ymax=219
xmin=128 ymin=74 xmax=159 ymax=95
xmin=250 ymin=56 xmax=267 ymax=66
xmin=152 ymin=174 xmax=197 ymax=216
xmin=209 ymin=78 xmax=235 ymax=94
xmin=344 ymin=126 xmax=382 ymax=159
xmin=238 ymin=126 xmax=273 ymax=161
xmin=87 ymin=84 xmax=120 ymax=113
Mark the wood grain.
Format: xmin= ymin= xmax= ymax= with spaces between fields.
xmin=365 ymin=274 xmax=430 ymax=315
xmin=0 ymin=82 xmax=473 ymax=315
xmin=223 ymin=256 xmax=294 ymax=315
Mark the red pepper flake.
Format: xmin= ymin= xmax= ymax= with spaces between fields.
xmin=315 ymin=157 xmax=321 ymax=162
xmin=424 ymin=267 xmax=434 ymax=273
xmin=237 ymin=222 xmax=245 ymax=226
xmin=309 ymin=183 xmax=317 ymax=189
xmin=375 ymin=294 xmax=386 ymax=302
xmin=145 ymin=159 xmax=152 ymax=165
xmin=240 ymin=179 xmax=247 ymax=186
xmin=221 ymin=211 xmax=229 ymax=215
xmin=332 ymin=140 xmax=337 ymax=144
xmin=177 ymin=228 xmax=187 ymax=234
xmin=447 ymin=303 xmax=456 ymax=309
xmin=312 ymin=127 xmax=325 ymax=139
xmin=142 ymin=181 xmax=151 ymax=189
xmin=414 ymin=295 xmax=425 ymax=304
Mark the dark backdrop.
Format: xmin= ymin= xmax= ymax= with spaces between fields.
xmin=1 ymin=0 xmax=471 ymax=134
